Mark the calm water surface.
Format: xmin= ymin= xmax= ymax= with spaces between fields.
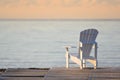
xmin=0 ymin=20 xmax=120 ymax=68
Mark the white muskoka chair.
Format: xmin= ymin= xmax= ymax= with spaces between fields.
xmin=65 ymin=29 xmax=99 ymax=69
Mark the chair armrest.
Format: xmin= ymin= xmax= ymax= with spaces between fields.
xmin=64 ymin=46 xmax=77 ymax=51
xmin=64 ymin=46 xmax=77 ymax=48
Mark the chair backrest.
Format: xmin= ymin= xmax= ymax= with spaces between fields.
xmin=79 ymin=29 xmax=98 ymax=58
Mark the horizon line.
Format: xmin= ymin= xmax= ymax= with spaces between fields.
xmin=0 ymin=18 xmax=120 ymax=21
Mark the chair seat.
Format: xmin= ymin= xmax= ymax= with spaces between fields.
xmin=69 ymin=53 xmax=96 ymax=60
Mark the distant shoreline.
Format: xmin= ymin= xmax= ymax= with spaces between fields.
xmin=0 ymin=19 xmax=120 ymax=21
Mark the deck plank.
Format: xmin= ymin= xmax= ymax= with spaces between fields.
xmin=0 ymin=68 xmax=49 ymax=80
xmin=44 ymin=67 xmax=120 ymax=80
xmin=1 ymin=68 xmax=48 ymax=77
xmin=0 ymin=77 xmax=44 ymax=80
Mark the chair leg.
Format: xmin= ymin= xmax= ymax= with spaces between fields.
xmin=83 ymin=60 xmax=86 ymax=68
xmin=66 ymin=58 xmax=69 ymax=68
xmin=80 ymin=60 xmax=83 ymax=69
xmin=94 ymin=60 xmax=98 ymax=69
xmin=66 ymin=54 xmax=69 ymax=68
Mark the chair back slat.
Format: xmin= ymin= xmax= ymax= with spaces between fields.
xmin=79 ymin=29 xmax=98 ymax=58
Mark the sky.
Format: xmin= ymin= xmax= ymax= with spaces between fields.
xmin=0 ymin=0 xmax=120 ymax=19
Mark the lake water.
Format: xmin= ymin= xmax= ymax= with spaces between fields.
xmin=0 ymin=20 xmax=120 ymax=68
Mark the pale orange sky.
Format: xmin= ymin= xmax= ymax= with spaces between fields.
xmin=0 ymin=0 xmax=120 ymax=19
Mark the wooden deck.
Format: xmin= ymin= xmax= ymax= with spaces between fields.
xmin=44 ymin=67 xmax=120 ymax=80
xmin=0 ymin=67 xmax=120 ymax=80
xmin=0 ymin=68 xmax=49 ymax=80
